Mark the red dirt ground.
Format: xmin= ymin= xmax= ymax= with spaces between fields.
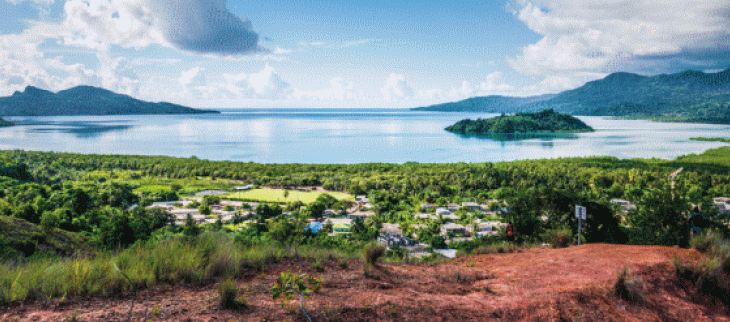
xmin=1 ymin=244 xmax=727 ymax=321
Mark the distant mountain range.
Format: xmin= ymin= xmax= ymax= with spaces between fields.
xmin=0 ymin=86 xmax=218 ymax=116
xmin=414 ymin=68 xmax=730 ymax=123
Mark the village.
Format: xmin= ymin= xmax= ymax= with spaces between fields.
xmin=131 ymin=183 xmax=730 ymax=258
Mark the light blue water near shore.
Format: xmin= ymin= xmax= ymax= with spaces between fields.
xmin=2 ymin=109 xmax=729 ymax=164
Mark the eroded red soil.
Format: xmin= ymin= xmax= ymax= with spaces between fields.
xmin=2 ymin=244 xmax=726 ymax=321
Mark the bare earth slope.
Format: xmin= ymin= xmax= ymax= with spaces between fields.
xmin=2 ymin=244 xmax=726 ymax=321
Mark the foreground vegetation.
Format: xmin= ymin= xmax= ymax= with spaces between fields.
xmin=445 ymin=109 xmax=594 ymax=135
xmin=0 ymin=232 xmax=353 ymax=304
xmin=2 ymin=146 xmax=730 ymax=304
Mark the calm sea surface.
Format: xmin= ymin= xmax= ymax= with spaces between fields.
xmin=2 ymin=109 xmax=729 ymax=164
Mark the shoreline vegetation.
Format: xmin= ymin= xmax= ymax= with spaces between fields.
xmin=690 ymin=137 xmax=730 ymax=144
xmin=0 ymin=117 xmax=13 ymax=127
xmin=1 ymin=147 xmax=730 ymax=309
xmin=445 ymin=109 xmax=594 ymax=136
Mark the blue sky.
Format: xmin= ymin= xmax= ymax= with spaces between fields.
xmin=1 ymin=0 xmax=729 ymax=108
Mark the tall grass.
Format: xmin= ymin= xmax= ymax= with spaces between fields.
xmin=675 ymin=231 xmax=730 ymax=304
xmin=0 ymin=232 xmax=353 ymax=304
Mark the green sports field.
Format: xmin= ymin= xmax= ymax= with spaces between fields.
xmin=223 ymin=188 xmax=353 ymax=204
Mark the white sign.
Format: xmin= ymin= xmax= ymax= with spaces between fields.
xmin=575 ymin=206 xmax=586 ymax=220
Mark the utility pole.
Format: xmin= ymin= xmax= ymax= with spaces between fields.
xmin=575 ymin=205 xmax=586 ymax=245
xmin=669 ymin=167 xmax=683 ymax=200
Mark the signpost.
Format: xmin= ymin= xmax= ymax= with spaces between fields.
xmin=575 ymin=206 xmax=586 ymax=245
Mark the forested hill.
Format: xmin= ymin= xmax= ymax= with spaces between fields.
xmin=445 ymin=109 xmax=594 ymax=135
xmin=0 ymin=117 xmax=13 ymax=127
xmin=414 ymin=68 xmax=730 ymax=123
xmin=0 ymin=86 xmax=219 ymax=116
xmin=413 ymin=94 xmax=556 ymax=112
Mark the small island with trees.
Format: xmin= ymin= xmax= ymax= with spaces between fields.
xmin=445 ymin=109 xmax=594 ymax=135
xmin=0 ymin=117 xmax=13 ymax=127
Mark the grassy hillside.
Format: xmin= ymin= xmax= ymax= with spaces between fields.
xmin=0 ymin=215 xmax=90 ymax=259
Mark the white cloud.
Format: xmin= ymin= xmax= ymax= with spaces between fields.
xmin=61 ymin=0 xmax=261 ymax=55
xmin=380 ymin=73 xmax=414 ymax=101
xmin=62 ymin=0 xmax=164 ymax=50
xmin=509 ymin=0 xmax=730 ymax=76
xmin=179 ymin=67 xmax=206 ymax=88
xmin=0 ymin=23 xmax=103 ymax=96
xmin=97 ymin=54 xmax=141 ymax=96
xmin=293 ymin=78 xmax=358 ymax=101
xmin=417 ymin=88 xmax=443 ymax=100
xmin=223 ymin=64 xmax=292 ymax=100
xmin=272 ymin=47 xmax=292 ymax=55
xmin=479 ymin=72 xmax=514 ymax=94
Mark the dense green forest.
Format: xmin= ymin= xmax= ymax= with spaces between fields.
xmin=1 ymin=147 xmax=730 ymax=303
xmin=445 ymin=109 xmax=594 ymax=135
xmin=0 ymin=117 xmax=12 ymax=127
xmin=414 ymin=68 xmax=730 ymax=124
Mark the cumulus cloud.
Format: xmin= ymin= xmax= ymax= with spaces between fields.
xmin=0 ymin=23 xmax=104 ymax=96
xmin=293 ymin=78 xmax=358 ymax=101
xmin=417 ymin=88 xmax=443 ymax=100
xmin=62 ymin=0 xmax=261 ymax=55
xmin=444 ymin=72 xmax=519 ymax=99
xmin=380 ymin=74 xmax=414 ymax=101
xmin=147 ymin=0 xmax=260 ymax=54
xmin=179 ymin=67 xmax=206 ymax=88
xmin=479 ymin=72 xmax=514 ymax=93
xmin=223 ymin=64 xmax=292 ymax=100
xmin=509 ymin=0 xmax=730 ymax=76
xmin=98 ymin=54 xmax=141 ymax=96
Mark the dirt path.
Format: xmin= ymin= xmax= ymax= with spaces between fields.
xmin=1 ymin=244 xmax=726 ymax=321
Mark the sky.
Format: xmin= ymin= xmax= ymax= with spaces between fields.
xmin=1 ymin=0 xmax=729 ymax=109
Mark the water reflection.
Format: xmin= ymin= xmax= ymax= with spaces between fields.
xmin=457 ymin=132 xmax=580 ymax=141
xmin=2 ymin=112 xmax=729 ymax=163
xmin=24 ymin=120 xmax=133 ymax=138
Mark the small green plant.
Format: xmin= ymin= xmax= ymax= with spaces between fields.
xmin=312 ymin=260 xmax=324 ymax=272
xmin=615 ymin=266 xmax=643 ymax=302
xmin=151 ymin=304 xmax=161 ymax=316
xmin=271 ymin=271 xmax=322 ymax=322
xmin=64 ymin=309 xmax=79 ymax=322
xmin=218 ymin=277 xmax=246 ymax=309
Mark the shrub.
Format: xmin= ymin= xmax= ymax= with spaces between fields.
xmin=540 ymin=227 xmax=573 ymax=248
xmin=690 ymin=232 xmax=730 ymax=274
xmin=218 ymin=277 xmax=246 ymax=309
xmin=691 ymin=231 xmax=726 ymax=254
xmin=363 ymin=244 xmax=385 ymax=267
xmin=473 ymin=241 xmax=520 ymax=254
xmin=615 ymin=266 xmax=643 ymax=302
